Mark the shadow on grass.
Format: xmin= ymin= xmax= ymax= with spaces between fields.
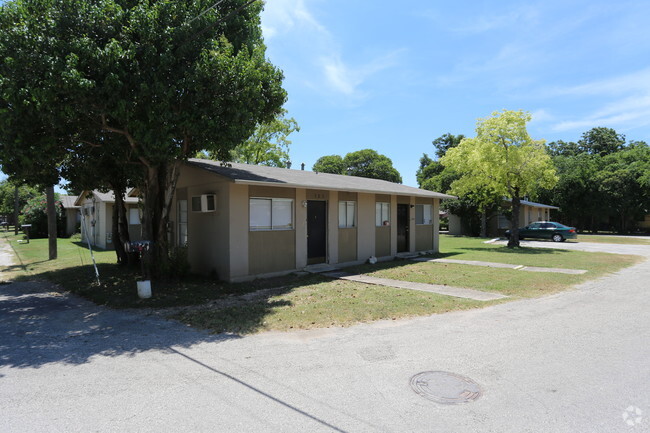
xmin=6 ymin=259 xmax=330 ymax=336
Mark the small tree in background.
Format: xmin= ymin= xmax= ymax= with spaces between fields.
xmin=313 ymin=155 xmax=346 ymax=174
xmin=224 ymin=109 xmax=299 ymax=167
xmin=312 ymin=149 xmax=402 ymax=183
xmin=20 ymin=194 xmax=63 ymax=238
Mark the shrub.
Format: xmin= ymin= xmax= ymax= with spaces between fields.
xmin=19 ymin=194 xmax=64 ymax=238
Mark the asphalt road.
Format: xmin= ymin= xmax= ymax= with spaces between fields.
xmin=1 ymin=241 xmax=649 ymax=432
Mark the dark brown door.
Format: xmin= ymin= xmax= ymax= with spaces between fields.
xmin=397 ymin=204 xmax=409 ymax=253
xmin=307 ymin=201 xmax=327 ymax=264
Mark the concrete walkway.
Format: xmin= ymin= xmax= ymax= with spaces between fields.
xmin=414 ymin=257 xmax=588 ymax=275
xmin=323 ymin=271 xmax=508 ymax=301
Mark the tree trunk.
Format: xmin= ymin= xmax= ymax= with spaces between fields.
xmin=111 ymin=187 xmax=130 ymax=265
xmin=508 ymin=194 xmax=521 ymax=248
xmin=46 ymin=185 xmax=57 ymax=260
xmin=13 ymin=185 xmax=18 ymax=235
xmin=140 ymin=161 xmax=182 ymax=279
xmin=480 ymin=210 xmax=487 ymax=238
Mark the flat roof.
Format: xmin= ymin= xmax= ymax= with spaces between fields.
xmin=187 ymin=159 xmax=455 ymax=200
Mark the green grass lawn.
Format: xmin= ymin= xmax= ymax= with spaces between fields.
xmin=576 ymin=234 xmax=650 ymax=245
xmin=1 ymin=232 xmax=644 ymax=334
xmin=345 ymin=235 xmax=642 ymax=298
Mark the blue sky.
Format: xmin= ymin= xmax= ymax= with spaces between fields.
xmin=261 ymin=0 xmax=650 ymax=186
xmin=3 ymin=0 xmax=650 ymax=190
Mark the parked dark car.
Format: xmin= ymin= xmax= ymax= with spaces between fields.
xmin=505 ymin=221 xmax=577 ymax=242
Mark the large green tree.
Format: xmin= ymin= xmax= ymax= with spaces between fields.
xmin=225 ymin=109 xmax=299 ymax=167
xmin=578 ymin=127 xmax=625 ymax=156
xmin=313 ymin=149 xmax=402 ymax=183
xmin=0 ymin=0 xmax=286 ymax=276
xmin=442 ymin=110 xmax=558 ymax=247
xmin=431 ymin=133 xmax=465 ymax=159
xmin=538 ymin=130 xmax=649 ymax=233
xmin=312 ymin=155 xmax=346 ymax=174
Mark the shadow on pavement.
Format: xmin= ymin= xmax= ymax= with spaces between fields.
xmin=0 ymin=281 xmax=239 ymax=369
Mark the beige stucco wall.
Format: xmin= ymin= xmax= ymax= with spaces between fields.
xmin=357 ymin=193 xmax=376 ymax=262
xmin=228 ymin=183 xmax=249 ymax=279
xmin=432 ymin=198 xmax=440 ymax=252
xmin=448 ymin=214 xmax=462 ymax=235
xmin=173 ymin=164 xmax=443 ymax=280
xmin=414 ymin=197 xmax=435 ymax=251
xmin=338 ymin=228 xmax=358 ymax=263
xmin=249 ymin=230 xmax=296 ymax=274
xmin=64 ymin=208 xmax=79 ymax=237
xmin=173 ymin=164 xmax=232 ymax=279
xmin=295 ymin=188 xmax=308 ymax=270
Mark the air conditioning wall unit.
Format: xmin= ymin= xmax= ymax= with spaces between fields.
xmin=191 ymin=194 xmax=217 ymax=213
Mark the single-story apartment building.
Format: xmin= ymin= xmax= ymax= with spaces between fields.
xmin=170 ymin=159 xmax=454 ymax=282
xmin=75 ymin=190 xmax=142 ymax=250
xmin=59 ymin=195 xmax=80 ymax=237
xmin=448 ymin=199 xmax=559 ymax=237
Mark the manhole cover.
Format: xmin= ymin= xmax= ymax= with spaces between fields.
xmin=410 ymin=371 xmax=482 ymax=404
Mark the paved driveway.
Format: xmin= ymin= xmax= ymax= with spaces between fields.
xmin=1 ymin=242 xmax=649 ymax=432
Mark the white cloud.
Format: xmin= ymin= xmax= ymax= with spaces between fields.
xmin=262 ymin=0 xmax=402 ymax=101
xmin=549 ymin=69 xmax=650 ymax=132
xmin=321 ymin=51 xmax=402 ymax=98
xmin=453 ymin=6 xmax=539 ymax=34
xmin=261 ymin=0 xmax=326 ymax=40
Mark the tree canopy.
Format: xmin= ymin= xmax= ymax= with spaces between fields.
xmin=213 ymin=109 xmax=299 ymax=167
xmin=441 ymin=110 xmax=557 ymax=246
xmin=313 ymin=149 xmax=402 ymax=183
xmin=313 ymin=155 xmax=346 ymax=174
xmin=537 ymin=132 xmax=650 ymax=233
xmin=0 ymin=0 xmax=287 ymax=276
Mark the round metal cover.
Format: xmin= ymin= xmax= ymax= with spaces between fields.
xmin=410 ymin=371 xmax=482 ymax=404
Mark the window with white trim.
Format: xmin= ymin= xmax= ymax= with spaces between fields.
xmin=415 ymin=204 xmax=433 ymax=225
xmin=249 ymin=198 xmax=293 ymax=231
xmin=339 ymin=201 xmax=356 ymax=228
xmin=375 ymin=202 xmax=390 ymax=227
xmin=177 ymin=200 xmax=188 ymax=246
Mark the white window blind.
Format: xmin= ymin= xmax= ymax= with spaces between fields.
xmin=415 ymin=204 xmax=433 ymax=225
xmin=250 ymin=198 xmax=293 ymax=231
xmin=129 ymin=208 xmax=140 ymax=225
xmin=339 ymin=201 xmax=356 ymax=228
xmin=375 ymin=202 xmax=390 ymax=226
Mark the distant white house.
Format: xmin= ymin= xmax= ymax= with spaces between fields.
xmin=74 ymin=190 xmax=142 ymax=250
xmin=448 ymin=199 xmax=559 ymax=237
xmin=59 ymin=195 xmax=80 ymax=237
